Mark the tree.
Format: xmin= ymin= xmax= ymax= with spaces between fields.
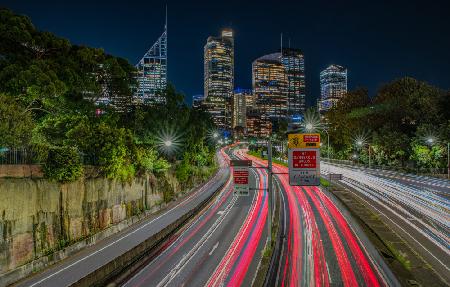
xmin=0 ymin=94 xmax=34 ymax=147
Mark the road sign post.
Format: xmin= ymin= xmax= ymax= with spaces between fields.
xmin=288 ymin=134 xmax=321 ymax=186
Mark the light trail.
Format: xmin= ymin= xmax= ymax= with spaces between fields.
xmin=246 ymin=154 xmax=389 ymax=286
xmin=321 ymin=163 xmax=450 ymax=258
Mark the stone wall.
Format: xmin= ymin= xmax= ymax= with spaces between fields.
xmin=0 ymin=172 xmax=180 ymax=274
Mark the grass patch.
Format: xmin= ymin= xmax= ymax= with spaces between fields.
xmin=385 ymin=241 xmax=412 ymax=270
xmin=320 ymin=177 xmax=331 ymax=188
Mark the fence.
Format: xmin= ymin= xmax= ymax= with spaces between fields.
xmin=0 ymin=148 xmax=99 ymax=166
xmin=0 ymin=148 xmax=41 ymax=165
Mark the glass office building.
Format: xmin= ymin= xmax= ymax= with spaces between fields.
xmin=135 ymin=22 xmax=167 ymax=105
xmin=252 ymin=53 xmax=288 ymax=121
xmin=281 ymin=48 xmax=306 ymax=116
xmin=203 ymin=29 xmax=234 ymax=130
xmin=232 ymin=89 xmax=248 ymax=129
xmin=319 ymin=64 xmax=347 ymax=112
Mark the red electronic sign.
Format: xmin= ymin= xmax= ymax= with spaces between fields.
xmin=233 ymin=170 xmax=249 ymax=184
xmin=292 ymin=150 xmax=317 ymax=168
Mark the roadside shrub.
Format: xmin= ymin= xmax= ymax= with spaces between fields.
xmin=43 ymin=146 xmax=83 ymax=182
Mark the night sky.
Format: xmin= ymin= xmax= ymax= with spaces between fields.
xmin=3 ymin=0 xmax=450 ymax=106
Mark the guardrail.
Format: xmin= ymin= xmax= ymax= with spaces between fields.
xmin=321 ymin=158 xmax=447 ymax=178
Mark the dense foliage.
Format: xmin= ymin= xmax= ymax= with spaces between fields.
xmin=324 ymin=78 xmax=450 ymax=169
xmin=0 ymin=9 xmax=216 ymax=182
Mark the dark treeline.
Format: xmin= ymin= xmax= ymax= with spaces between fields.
xmin=0 ymin=9 xmax=216 ymax=182
xmin=324 ymin=78 xmax=450 ymax=169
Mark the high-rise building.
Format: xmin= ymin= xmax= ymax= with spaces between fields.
xmin=246 ymin=112 xmax=272 ymax=138
xmin=252 ymin=53 xmax=288 ymax=121
xmin=192 ymin=95 xmax=204 ymax=109
xmin=281 ymin=48 xmax=306 ymax=116
xmin=319 ymin=64 xmax=347 ymax=113
xmin=203 ymin=29 xmax=234 ymax=130
xmin=232 ymin=89 xmax=248 ymax=129
xmin=135 ymin=16 xmax=167 ymax=105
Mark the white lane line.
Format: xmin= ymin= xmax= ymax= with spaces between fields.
xmin=157 ymin=195 xmax=238 ymax=287
xmin=28 ymin=169 xmax=230 ymax=287
xmin=343 ymin=180 xmax=450 ymax=273
xmin=209 ymin=242 xmax=220 ymax=256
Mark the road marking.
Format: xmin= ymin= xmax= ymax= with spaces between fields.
xmin=209 ymin=242 xmax=220 ymax=256
xmin=28 ymin=169 xmax=231 ymax=287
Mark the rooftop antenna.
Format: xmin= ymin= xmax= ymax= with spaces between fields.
xmin=280 ymin=33 xmax=283 ymax=56
xmin=165 ymin=4 xmax=168 ymax=32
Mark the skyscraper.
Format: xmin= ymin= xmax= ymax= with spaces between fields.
xmin=252 ymin=53 xmax=288 ymax=121
xmin=203 ymin=29 xmax=234 ymax=130
xmin=135 ymin=15 xmax=167 ymax=105
xmin=232 ymin=89 xmax=248 ymax=129
xmin=319 ymin=64 xmax=347 ymax=112
xmin=281 ymin=48 xmax=306 ymax=116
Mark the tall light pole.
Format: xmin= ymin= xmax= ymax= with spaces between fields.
xmin=355 ymin=139 xmax=371 ymax=168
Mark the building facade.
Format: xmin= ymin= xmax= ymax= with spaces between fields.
xmin=319 ymin=64 xmax=347 ymax=112
xmin=281 ymin=48 xmax=306 ymax=116
xmin=135 ymin=22 xmax=167 ymax=105
xmin=246 ymin=112 xmax=272 ymax=138
xmin=192 ymin=94 xmax=204 ymax=109
xmin=252 ymin=53 xmax=288 ymax=121
xmin=203 ymin=29 xmax=234 ymax=130
xmin=232 ymin=89 xmax=248 ymax=129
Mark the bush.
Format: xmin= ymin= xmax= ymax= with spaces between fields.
xmin=43 ymin=146 xmax=83 ymax=182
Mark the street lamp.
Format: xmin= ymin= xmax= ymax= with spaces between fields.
xmin=425 ymin=136 xmax=449 ymax=179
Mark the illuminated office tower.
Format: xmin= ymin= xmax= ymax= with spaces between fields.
xmin=281 ymin=48 xmax=306 ymax=116
xmin=135 ymin=16 xmax=167 ymax=105
xmin=203 ymin=29 xmax=234 ymax=130
xmin=232 ymin=89 xmax=248 ymax=129
xmin=319 ymin=64 xmax=347 ymax=112
xmin=252 ymin=53 xmax=288 ymax=120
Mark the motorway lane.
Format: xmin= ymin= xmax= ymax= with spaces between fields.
xmin=13 ymin=149 xmax=230 ymax=287
xmin=322 ymin=162 xmax=450 ymax=284
xmin=247 ymin=154 xmax=396 ymax=287
xmin=122 ymin=149 xmax=269 ymax=287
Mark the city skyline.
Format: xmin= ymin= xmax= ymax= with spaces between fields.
xmin=4 ymin=0 xmax=449 ymax=106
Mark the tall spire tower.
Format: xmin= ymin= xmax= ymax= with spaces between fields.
xmin=135 ymin=7 xmax=168 ymax=105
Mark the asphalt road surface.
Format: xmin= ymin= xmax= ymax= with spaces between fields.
xmin=122 ymin=148 xmax=270 ymax=287
xmin=322 ymin=162 xmax=450 ymax=284
xmin=246 ymin=154 xmax=398 ymax=287
xmin=13 ymin=149 xmax=231 ymax=287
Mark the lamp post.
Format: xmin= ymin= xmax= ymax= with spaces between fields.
xmin=355 ymin=139 xmax=371 ymax=168
xmin=426 ymin=137 xmax=449 ymax=179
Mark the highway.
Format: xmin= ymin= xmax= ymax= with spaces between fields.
xmin=321 ymin=162 xmax=450 ymax=284
xmin=14 ymin=149 xmax=231 ymax=287
xmin=247 ymin=154 xmax=398 ymax=287
xmin=122 ymin=148 xmax=270 ymax=287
